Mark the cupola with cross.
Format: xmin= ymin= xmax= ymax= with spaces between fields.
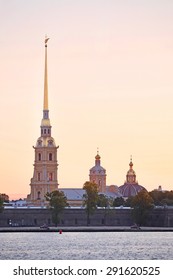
xmin=119 ymin=156 xmax=146 ymax=198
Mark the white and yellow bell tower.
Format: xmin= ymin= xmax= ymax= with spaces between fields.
xmin=28 ymin=38 xmax=59 ymax=205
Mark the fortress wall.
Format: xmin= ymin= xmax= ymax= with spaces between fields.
xmin=0 ymin=208 xmax=172 ymax=227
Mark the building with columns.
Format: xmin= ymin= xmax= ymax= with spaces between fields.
xmin=27 ymin=38 xmax=59 ymax=205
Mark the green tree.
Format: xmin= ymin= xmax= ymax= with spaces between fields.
xmin=124 ymin=196 xmax=134 ymax=207
xmin=166 ymin=191 xmax=173 ymax=201
xmin=97 ymin=194 xmax=109 ymax=208
xmin=83 ymin=181 xmax=99 ymax=225
xmin=161 ymin=198 xmax=173 ymax=206
xmin=97 ymin=194 xmax=116 ymax=225
xmin=149 ymin=190 xmax=165 ymax=206
xmin=0 ymin=193 xmax=9 ymax=203
xmin=149 ymin=190 xmax=173 ymax=206
xmin=131 ymin=190 xmax=154 ymax=226
xmin=45 ymin=190 xmax=68 ymax=226
xmin=113 ymin=197 xmax=125 ymax=207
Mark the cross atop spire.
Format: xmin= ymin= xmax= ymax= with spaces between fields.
xmin=129 ymin=155 xmax=133 ymax=168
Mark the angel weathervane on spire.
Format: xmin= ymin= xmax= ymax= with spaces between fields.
xmin=45 ymin=35 xmax=50 ymax=47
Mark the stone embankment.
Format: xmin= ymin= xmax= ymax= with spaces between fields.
xmin=0 ymin=226 xmax=173 ymax=232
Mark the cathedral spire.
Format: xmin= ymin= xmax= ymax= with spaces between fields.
xmin=41 ymin=36 xmax=51 ymax=136
xmin=129 ymin=155 xmax=133 ymax=169
xmin=29 ymin=38 xmax=59 ymax=205
xmin=126 ymin=156 xmax=137 ymax=184
xmin=95 ymin=148 xmax=101 ymax=166
xmin=44 ymin=36 xmax=49 ymax=111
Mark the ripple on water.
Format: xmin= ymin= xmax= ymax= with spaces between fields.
xmin=0 ymin=232 xmax=172 ymax=259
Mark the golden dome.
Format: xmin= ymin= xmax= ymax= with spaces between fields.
xmin=95 ymin=154 xmax=101 ymax=160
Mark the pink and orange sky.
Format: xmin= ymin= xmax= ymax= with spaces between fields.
xmin=1 ymin=0 xmax=173 ymax=199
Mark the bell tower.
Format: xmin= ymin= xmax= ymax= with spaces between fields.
xmin=28 ymin=37 xmax=59 ymax=205
xmin=89 ymin=150 xmax=106 ymax=193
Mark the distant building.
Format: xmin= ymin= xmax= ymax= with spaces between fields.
xmin=10 ymin=199 xmax=27 ymax=207
xmin=60 ymin=188 xmax=85 ymax=207
xmin=105 ymin=185 xmax=121 ymax=199
xmin=153 ymin=185 xmax=167 ymax=193
xmin=119 ymin=157 xmax=147 ymax=198
xmin=89 ymin=151 xmax=121 ymax=200
xmin=89 ymin=151 xmax=107 ymax=193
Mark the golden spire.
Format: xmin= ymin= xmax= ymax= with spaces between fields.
xmin=44 ymin=36 xmax=49 ymax=111
xmin=129 ymin=155 xmax=133 ymax=168
xmin=95 ymin=148 xmax=101 ymax=161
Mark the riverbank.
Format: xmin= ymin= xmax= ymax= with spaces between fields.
xmin=0 ymin=226 xmax=173 ymax=232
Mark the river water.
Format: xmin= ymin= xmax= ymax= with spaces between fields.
xmin=0 ymin=232 xmax=172 ymax=260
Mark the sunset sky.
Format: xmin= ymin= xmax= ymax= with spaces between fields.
xmin=1 ymin=0 xmax=173 ymax=199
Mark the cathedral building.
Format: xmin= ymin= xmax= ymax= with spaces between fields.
xmin=27 ymin=38 xmax=59 ymax=205
xmin=27 ymin=40 xmax=146 ymax=206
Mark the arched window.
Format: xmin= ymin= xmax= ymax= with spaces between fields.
xmin=48 ymin=129 xmax=50 ymax=134
xmin=38 ymin=173 xmax=41 ymax=181
xmin=49 ymin=153 xmax=52 ymax=161
xmin=44 ymin=129 xmax=46 ymax=134
xmin=49 ymin=173 xmax=53 ymax=181
xmin=37 ymin=191 xmax=41 ymax=200
xmin=37 ymin=140 xmax=42 ymax=146
xmin=38 ymin=153 xmax=41 ymax=161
